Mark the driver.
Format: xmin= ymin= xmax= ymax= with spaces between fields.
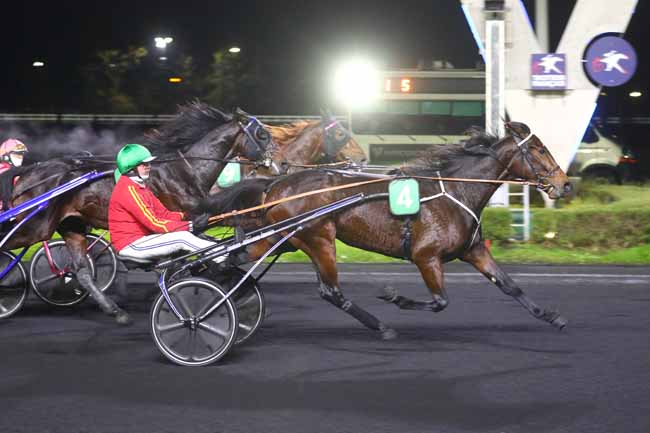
xmin=0 ymin=138 xmax=28 ymax=211
xmin=0 ymin=138 xmax=28 ymax=174
xmin=108 ymin=143 xmax=220 ymax=263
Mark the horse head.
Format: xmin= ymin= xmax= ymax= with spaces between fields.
xmin=503 ymin=121 xmax=571 ymax=199
xmin=233 ymin=108 xmax=277 ymax=167
xmin=319 ymin=109 xmax=366 ymax=164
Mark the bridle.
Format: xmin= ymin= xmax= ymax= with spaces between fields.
xmin=237 ymin=116 xmax=280 ymax=174
xmin=322 ymin=119 xmax=351 ymax=159
xmin=495 ymin=129 xmax=562 ymax=194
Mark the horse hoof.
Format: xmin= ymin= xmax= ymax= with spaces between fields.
xmin=377 ymin=286 xmax=398 ymax=303
xmin=381 ymin=328 xmax=398 ymax=340
xmin=551 ymin=315 xmax=568 ymax=331
xmin=114 ymin=310 xmax=132 ymax=326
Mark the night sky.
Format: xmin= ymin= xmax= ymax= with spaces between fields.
xmin=1 ymin=0 xmax=648 ymax=116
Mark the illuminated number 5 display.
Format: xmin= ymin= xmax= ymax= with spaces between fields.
xmin=400 ymin=78 xmax=411 ymax=93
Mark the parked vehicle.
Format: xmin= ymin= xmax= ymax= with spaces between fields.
xmin=568 ymin=126 xmax=638 ymax=183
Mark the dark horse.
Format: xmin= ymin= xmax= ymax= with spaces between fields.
xmin=3 ymin=102 xmax=273 ymax=323
xmin=209 ymin=122 xmax=572 ymax=339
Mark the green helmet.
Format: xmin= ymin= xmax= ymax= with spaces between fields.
xmin=114 ymin=144 xmax=156 ymax=182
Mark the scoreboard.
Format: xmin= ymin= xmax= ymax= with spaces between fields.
xmin=381 ymin=73 xmax=484 ymax=95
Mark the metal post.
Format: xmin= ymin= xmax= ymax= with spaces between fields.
xmin=486 ymin=14 xmax=508 ymax=206
xmin=535 ymin=0 xmax=550 ymax=52
xmin=523 ymin=184 xmax=530 ymax=241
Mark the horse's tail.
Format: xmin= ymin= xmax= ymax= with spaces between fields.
xmin=200 ymin=178 xmax=274 ymax=215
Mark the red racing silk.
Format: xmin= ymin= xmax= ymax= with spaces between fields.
xmin=108 ymin=176 xmax=188 ymax=252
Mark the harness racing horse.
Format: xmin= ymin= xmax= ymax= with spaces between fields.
xmin=207 ymin=112 xmax=365 ymax=193
xmin=261 ymin=112 xmax=366 ymax=174
xmin=3 ymin=102 xmax=273 ymax=324
xmin=202 ymin=112 xmax=365 ymax=232
xmin=211 ymin=122 xmax=572 ymax=339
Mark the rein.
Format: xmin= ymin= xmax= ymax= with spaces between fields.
xmin=208 ymin=174 xmax=540 ymax=224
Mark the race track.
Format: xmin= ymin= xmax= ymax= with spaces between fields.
xmin=1 ymin=263 xmax=649 ymax=433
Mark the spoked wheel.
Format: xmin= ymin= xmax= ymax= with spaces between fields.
xmin=215 ymin=268 xmax=266 ymax=345
xmin=0 ymin=251 xmax=28 ymax=319
xmin=28 ymin=233 xmax=116 ymax=307
xmin=150 ymin=278 xmax=238 ymax=367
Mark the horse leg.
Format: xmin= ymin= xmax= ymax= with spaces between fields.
xmin=461 ymin=242 xmax=567 ymax=330
xmin=61 ymin=230 xmax=130 ymax=325
xmin=378 ymin=256 xmax=449 ymax=312
xmin=290 ymin=231 xmax=398 ymax=340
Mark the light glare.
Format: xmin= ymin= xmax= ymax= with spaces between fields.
xmin=333 ymin=59 xmax=379 ymax=107
xmin=32 ymin=61 xmax=44 ymax=67
xmin=154 ymin=36 xmax=173 ymax=49
xmin=629 ymin=91 xmax=642 ymax=98
xmin=228 ymin=46 xmax=241 ymax=53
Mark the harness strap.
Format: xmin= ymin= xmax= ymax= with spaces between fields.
xmin=516 ymin=132 xmax=534 ymax=148
xmin=401 ymin=216 xmax=413 ymax=261
xmin=419 ymin=171 xmax=482 ymax=246
xmin=176 ymin=150 xmax=193 ymax=170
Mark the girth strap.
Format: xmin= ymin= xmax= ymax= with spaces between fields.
xmin=420 ymin=171 xmax=482 ymax=246
xmin=401 ymin=216 xmax=413 ymax=261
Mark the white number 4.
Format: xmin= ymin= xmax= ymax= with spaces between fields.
xmin=397 ymin=185 xmax=413 ymax=208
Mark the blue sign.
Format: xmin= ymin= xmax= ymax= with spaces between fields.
xmin=584 ymin=36 xmax=637 ymax=87
xmin=531 ymin=53 xmax=567 ymax=90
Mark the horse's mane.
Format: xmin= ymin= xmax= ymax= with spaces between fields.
xmin=144 ymin=101 xmax=233 ymax=151
xmin=405 ymin=127 xmax=501 ymax=175
xmin=265 ymin=121 xmax=318 ymax=148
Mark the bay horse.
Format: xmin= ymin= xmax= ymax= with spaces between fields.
xmin=207 ymin=112 xmax=366 ymax=194
xmin=261 ymin=113 xmax=366 ymax=174
xmin=208 ymin=122 xmax=572 ymax=339
xmin=3 ymin=102 xmax=273 ymax=323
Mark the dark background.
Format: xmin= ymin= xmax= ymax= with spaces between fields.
xmin=1 ymin=0 xmax=647 ymax=115
xmin=0 ymin=1 xmax=648 ymax=172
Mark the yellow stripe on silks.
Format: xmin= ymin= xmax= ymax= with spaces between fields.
xmin=127 ymin=185 xmax=170 ymax=232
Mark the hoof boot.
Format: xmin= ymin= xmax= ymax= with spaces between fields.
xmin=381 ymin=328 xmax=398 ymax=340
xmin=551 ymin=315 xmax=568 ymax=331
xmin=114 ymin=309 xmax=132 ymax=326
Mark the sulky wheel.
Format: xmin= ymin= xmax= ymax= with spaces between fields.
xmin=84 ymin=234 xmax=118 ymax=294
xmin=150 ymin=278 xmax=238 ymax=367
xmin=28 ymin=234 xmax=115 ymax=307
xmin=0 ymin=251 xmax=29 ymax=319
xmin=215 ymin=268 xmax=266 ymax=345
